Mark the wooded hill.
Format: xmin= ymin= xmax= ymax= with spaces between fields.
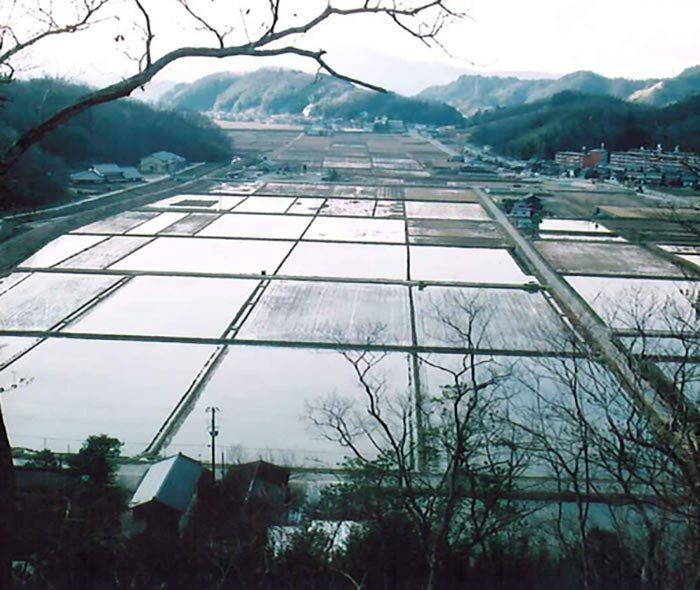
xmin=463 ymin=91 xmax=700 ymax=160
xmin=0 ymin=78 xmax=231 ymax=210
xmin=159 ymin=68 xmax=465 ymax=127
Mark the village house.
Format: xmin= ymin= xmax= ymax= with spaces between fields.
xmin=128 ymin=454 xmax=212 ymax=540
xmin=255 ymin=157 xmax=279 ymax=174
xmin=139 ymin=151 xmax=187 ymax=174
xmin=69 ymin=164 xmax=143 ymax=185
xmin=91 ymin=163 xmax=127 ymax=182
xmin=69 ymin=170 xmax=105 ymax=185
xmin=509 ymin=201 xmax=534 ymax=228
xmin=508 ymin=194 xmax=543 ymax=229
xmin=223 ymin=460 xmax=290 ymax=509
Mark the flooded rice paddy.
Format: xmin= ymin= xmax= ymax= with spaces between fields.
xmin=2 ymin=177 xmax=697 ymax=465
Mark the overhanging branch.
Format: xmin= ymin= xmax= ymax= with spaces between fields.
xmin=0 ymin=0 xmax=459 ymax=174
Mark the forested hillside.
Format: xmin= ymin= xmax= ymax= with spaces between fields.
xmin=0 ymin=78 xmax=231 ymax=210
xmin=160 ymin=69 xmax=465 ymax=127
xmin=464 ymin=92 xmax=700 ymax=159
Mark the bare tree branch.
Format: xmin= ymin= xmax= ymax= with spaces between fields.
xmin=0 ymin=0 xmax=112 ymax=79
xmin=308 ymin=295 xmax=531 ymax=588
xmin=133 ymin=0 xmax=154 ymax=70
xmin=176 ymin=0 xmax=227 ymax=48
xmin=0 ymin=0 xmax=460 ymax=175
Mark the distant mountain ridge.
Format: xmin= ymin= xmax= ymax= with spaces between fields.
xmin=160 ymin=68 xmax=464 ymax=126
xmin=418 ymin=67 xmax=700 ymax=114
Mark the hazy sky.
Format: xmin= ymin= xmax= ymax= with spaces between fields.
xmin=7 ymin=0 xmax=700 ymax=92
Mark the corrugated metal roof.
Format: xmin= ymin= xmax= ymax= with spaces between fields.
xmin=92 ymin=163 xmax=123 ymax=174
xmin=70 ymin=170 xmax=104 ymax=182
xmin=130 ymin=453 xmax=205 ymax=512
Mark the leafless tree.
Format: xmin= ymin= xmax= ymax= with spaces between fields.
xmin=512 ymin=342 xmax=612 ymax=590
xmin=0 ymin=0 xmax=464 ymax=176
xmin=612 ymin=288 xmax=700 ymax=588
xmin=305 ymin=284 xmax=699 ymax=588
xmin=510 ymin=291 xmax=700 ymax=590
xmin=307 ymin=292 xmax=533 ymax=590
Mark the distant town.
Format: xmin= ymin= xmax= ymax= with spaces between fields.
xmin=553 ymin=145 xmax=700 ymax=187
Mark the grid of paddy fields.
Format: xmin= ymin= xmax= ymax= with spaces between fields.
xmin=222 ymin=127 xmax=443 ymax=178
xmin=1 ymin=175 xmax=699 ymax=467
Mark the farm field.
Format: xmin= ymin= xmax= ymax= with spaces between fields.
xmin=2 ymin=132 xmax=699 ymax=467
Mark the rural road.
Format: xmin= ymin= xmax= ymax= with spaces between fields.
xmin=0 ymin=162 xmax=224 ymax=274
xmin=476 ymin=187 xmax=672 ymax=427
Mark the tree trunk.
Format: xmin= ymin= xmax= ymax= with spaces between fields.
xmin=0 ymin=403 xmax=15 ymax=587
xmin=425 ymin=547 xmax=439 ymax=590
xmin=578 ymin=508 xmax=591 ymax=590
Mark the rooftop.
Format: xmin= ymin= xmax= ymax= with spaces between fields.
xmin=130 ymin=453 xmax=206 ymax=512
xmin=146 ymin=151 xmax=186 ymax=163
xmin=92 ymin=163 xmax=124 ymax=174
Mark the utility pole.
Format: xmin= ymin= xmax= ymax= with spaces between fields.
xmin=206 ymin=407 xmax=220 ymax=480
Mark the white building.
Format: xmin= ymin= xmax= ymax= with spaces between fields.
xmin=139 ymin=151 xmax=186 ymax=174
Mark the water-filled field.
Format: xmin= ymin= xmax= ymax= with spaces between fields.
xmin=2 ymin=177 xmax=695 ymax=466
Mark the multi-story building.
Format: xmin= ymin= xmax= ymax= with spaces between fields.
xmin=554 ymin=151 xmax=585 ymax=169
xmin=610 ymin=148 xmax=655 ymax=171
xmin=610 ymin=147 xmax=700 ymax=175
xmin=582 ymin=148 xmax=608 ymax=168
xmin=555 ymin=146 xmax=608 ymax=169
